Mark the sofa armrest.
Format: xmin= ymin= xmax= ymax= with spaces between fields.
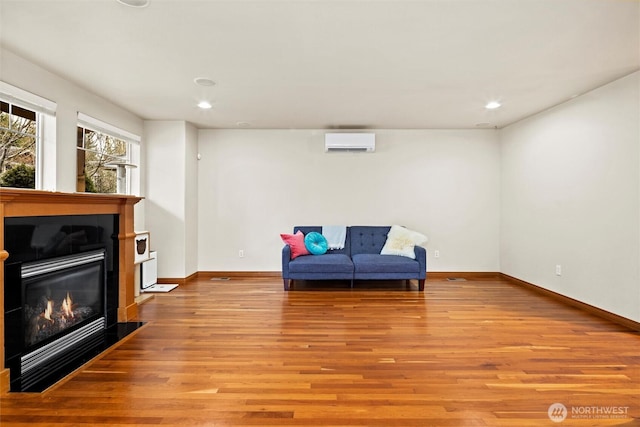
xmin=282 ymin=245 xmax=292 ymax=278
xmin=414 ymin=245 xmax=427 ymax=279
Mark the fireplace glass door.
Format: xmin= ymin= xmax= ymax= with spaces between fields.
xmin=22 ymin=250 xmax=106 ymax=353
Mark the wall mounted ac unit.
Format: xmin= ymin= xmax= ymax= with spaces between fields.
xmin=325 ymin=133 xmax=375 ymax=152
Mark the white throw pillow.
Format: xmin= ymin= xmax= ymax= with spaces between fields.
xmin=380 ymin=225 xmax=428 ymax=259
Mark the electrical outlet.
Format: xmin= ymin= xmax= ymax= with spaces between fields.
xmin=239 ymin=249 xmax=244 ymax=258
xmin=555 ymin=264 xmax=562 ymax=276
xmin=434 ymin=250 xmax=440 ymax=258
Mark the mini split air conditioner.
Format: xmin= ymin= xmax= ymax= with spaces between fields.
xmin=325 ymin=133 xmax=375 ymax=152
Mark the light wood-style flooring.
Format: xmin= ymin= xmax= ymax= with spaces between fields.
xmin=1 ymin=276 xmax=638 ymax=426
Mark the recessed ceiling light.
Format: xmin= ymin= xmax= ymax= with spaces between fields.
xmin=194 ymin=77 xmax=216 ymax=87
xmin=236 ymin=122 xmax=251 ymax=128
xmin=485 ymin=101 xmax=502 ymax=110
xmin=116 ymin=0 xmax=149 ymax=7
xmin=197 ymin=101 xmax=213 ymax=110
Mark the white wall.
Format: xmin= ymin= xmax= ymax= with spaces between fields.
xmin=500 ymin=71 xmax=640 ymax=322
xmin=197 ymin=129 xmax=501 ymax=272
xmin=185 ymin=122 xmax=199 ymax=276
xmin=144 ymin=121 xmax=198 ymax=279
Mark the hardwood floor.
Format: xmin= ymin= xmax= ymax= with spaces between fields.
xmin=1 ymin=276 xmax=638 ymax=426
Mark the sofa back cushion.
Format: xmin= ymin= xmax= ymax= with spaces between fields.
xmin=349 ymin=226 xmax=391 ymax=256
xmin=293 ymin=226 xmax=350 ymax=255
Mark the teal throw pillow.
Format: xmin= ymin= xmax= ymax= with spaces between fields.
xmin=304 ymin=232 xmax=328 ymax=255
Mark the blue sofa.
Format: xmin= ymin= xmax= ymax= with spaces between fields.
xmin=281 ymin=226 xmax=426 ymax=291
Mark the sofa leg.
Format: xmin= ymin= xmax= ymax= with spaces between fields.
xmin=418 ymin=279 xmax=425 ymax=291
xmin=283 ymin=279 xmax=291 ymax=291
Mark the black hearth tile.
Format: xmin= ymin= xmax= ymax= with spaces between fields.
xmin=12 ymin=322 xmax=145 ymax=393
xmin=103 ymin=322 xmax=146 ymax=347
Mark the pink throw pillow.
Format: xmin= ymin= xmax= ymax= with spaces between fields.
xmin=280 ymin=230 xmax=310 ymax=259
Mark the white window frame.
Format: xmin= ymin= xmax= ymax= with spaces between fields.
xmin=77 ymin=113 xmax=141 ymax=195
xmin=0 ymin=81 xmax=57 ymax=190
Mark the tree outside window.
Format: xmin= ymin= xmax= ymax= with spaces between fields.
xmin=0 ymin=101 xmax=37 ymax=188
xmin=77 ymin=126 xmax=129 ymax=193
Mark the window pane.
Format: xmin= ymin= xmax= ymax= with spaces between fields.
xmin=12 ymin=105 xmax=36 ymax=121
xmin=0 ymin=101 xmax=37 ymax=189
xmin=0 ymin=111 xmax=9 ymax=130
xmin=77 ymin=126 xmax=84 ymax=148
xmin=1 ymin=103 xmax=10 ymax=131
xmin=85 ymin=160 xmax=117 ymax=194
xmin=77 ymin=125 xmax=130 ymax=193
xmin=11 ymin=114 xmax=36 ymax=135
xmin=84 ymin=131 xmax=126 ymax=160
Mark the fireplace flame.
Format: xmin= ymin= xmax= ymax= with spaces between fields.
xmin=44 ymin=300 xmax=54 ymax=322
xmin=61 ymin=292 xmax=74 ymax=318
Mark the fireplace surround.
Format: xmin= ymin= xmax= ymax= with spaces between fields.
xmin=4 ymin=215 xmax=123 ymax=391
xmin=0 ymin=189 xmax=142 ymax=393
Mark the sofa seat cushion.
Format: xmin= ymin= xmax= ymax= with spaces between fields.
xmin=289 ymin=253 xmax=354 ymax=274
xmin=352 ymin=253 xmax=420 ymax=274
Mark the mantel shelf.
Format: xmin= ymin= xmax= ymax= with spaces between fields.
xmin=1 ymin=189 xmax=142 ymax=217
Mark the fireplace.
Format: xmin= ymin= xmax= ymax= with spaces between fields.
xmin=20 ymin=250 xmax=106 ymax=390
xmin=23 ymin=250 xmax=106 ymax=346
xmin=3 ymin=213 xmax=141 ymax=392
xmin=0 ymin=189 xmax=142 ymax=394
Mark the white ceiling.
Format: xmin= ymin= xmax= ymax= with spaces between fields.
xmin=1 ymin=0 xmax=638 ymax=130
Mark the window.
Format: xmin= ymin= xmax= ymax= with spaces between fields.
xmin=0 ymin=101 xmax=37 ymax=188
xmin=77 ymin=126 xmax=129 ymax=193
xmin=0 ymin=81 xmax=56 ymax=190
xmin=77 ymin=113 xmax=140 ymax=194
